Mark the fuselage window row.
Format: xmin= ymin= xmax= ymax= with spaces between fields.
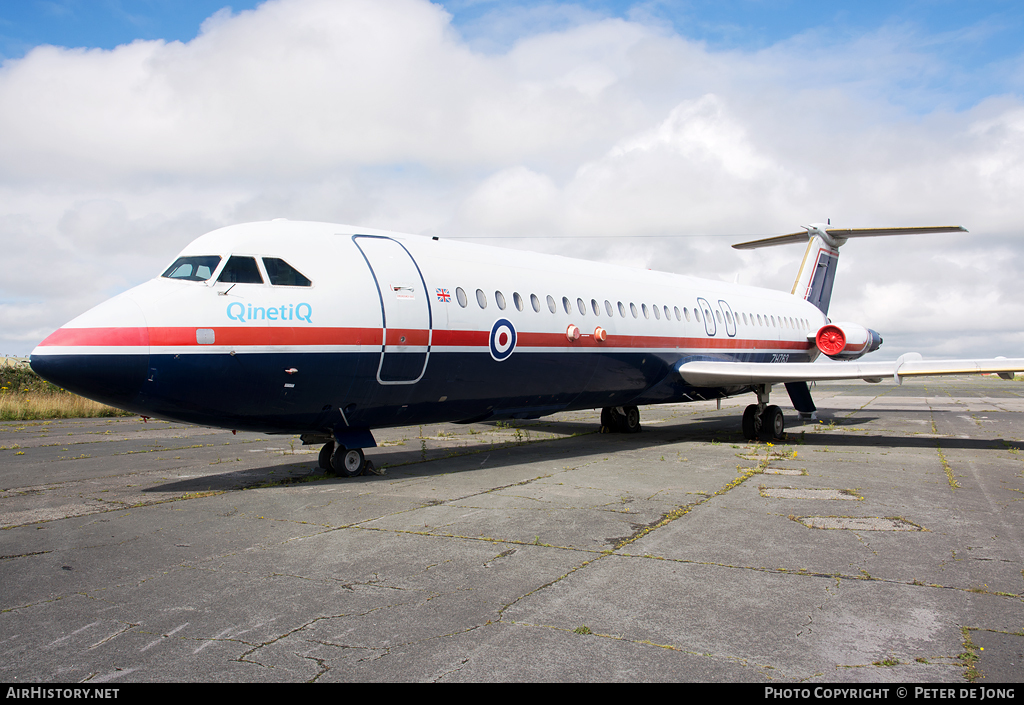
xmin=449 ymin=286 xmax=816 ymax=337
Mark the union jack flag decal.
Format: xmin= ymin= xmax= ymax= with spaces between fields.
xmin=436 ymin=288 xmax=451 ymax=303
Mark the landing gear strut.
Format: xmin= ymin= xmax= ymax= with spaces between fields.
xmin=601 ymin=405 xmax=641 ymax=434
xmin=319 ymin=441 xmax=375 ymax=477
xmin=741 ymin=384 xmax=785 ymax=442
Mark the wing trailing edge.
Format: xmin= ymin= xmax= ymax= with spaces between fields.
xmin=677 ymin=354 xmax=1024 ymax=388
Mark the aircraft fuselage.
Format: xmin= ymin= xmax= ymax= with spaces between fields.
xmin=31 ymin=220 xmax=828 ymax=440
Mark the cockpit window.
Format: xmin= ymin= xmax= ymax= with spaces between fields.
xmin=263 ymin=257 xmax=312 ymax=287
xmin=162 ymin=256 xmax=221 ymax=281
xmin=217 ymin=256 xmax=263 ymax=284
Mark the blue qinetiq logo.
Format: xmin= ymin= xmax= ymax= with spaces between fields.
xmin=226 ymin=302 xmax=312 ymax=323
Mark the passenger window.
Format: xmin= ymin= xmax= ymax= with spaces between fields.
xmin=513 ymin=292 xmax=524 ymax=311
xmin=664 ymin=305 xmax=671 ymax=321
xmin=218 ymin=256 xmax=263 ymax=284
xmin=456 ymin=287 xmax=468 ymax=308
xmin=617 ymin=301 xmax=626 ymax=317
xmin=653 ymin=305 xmax=661 ymax=320
xmin=630 ymin=303 xmax=638 ymax=318
xmin=592 ymin=299 xmax=601 ymax=316
xmin=674 ymin=306 xmax=681 ymax=321
xmin=476 ymin=289 xmax=487 ymax=309
xmin=577 ymin=298 xmax=587 ymax=316
xmin=605 ymin=300 xmax=614 ymax=317
xmin=563 ymin=297 xmax=572 ymax=314
xmin=263 ymin=257 xmax=312 ymax=286
xmin=684 ymin=307 xmax=691 ymax=321
xmin=163 ymin=255 xmax=221 ymax=282
xmin=642 ymin=304 xmax=650 ymax=319
xmin=547 ymin=295 xmax=556 ymax=313
xmin=531 ymin=293 xmax=541 ymax=312
xmin=495 ymin=291 xmax=506 ymax=310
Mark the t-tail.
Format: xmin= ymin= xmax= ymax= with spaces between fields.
xmin=733 ymin=223 xmax=967 ymax=315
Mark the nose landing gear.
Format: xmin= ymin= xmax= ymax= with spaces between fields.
xmin=741 ymin=384 xmax=785 ymax=441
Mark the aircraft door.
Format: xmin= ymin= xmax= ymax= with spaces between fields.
xmin=697 ymin=297 xmax=717 ymax=336
xmin=718 ymin=300 xmax=737 ymax=337
xmin=354 ymin=235 xmax=432 ymax=384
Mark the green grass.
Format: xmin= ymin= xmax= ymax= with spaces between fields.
xmin=0 ymin=360 xmax=132 ymax=421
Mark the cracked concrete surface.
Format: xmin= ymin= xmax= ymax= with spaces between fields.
xmin=1 ymin=378 xmax=1022 ymax=682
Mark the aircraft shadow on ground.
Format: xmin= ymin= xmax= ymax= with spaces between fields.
xmin=144 ymin=411 xmax=1022 ymax=494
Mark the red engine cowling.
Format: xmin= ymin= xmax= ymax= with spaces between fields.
xmin=815 ymin=322 xmax=883 ymax=360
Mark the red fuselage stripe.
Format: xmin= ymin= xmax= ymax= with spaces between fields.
xmin=38 ymin=327 xmax=152 ymax=347
xmin=38 ymin=326 xmax=811 ymax=351
xmin=41 ymin=326 xmax=383 ymax=347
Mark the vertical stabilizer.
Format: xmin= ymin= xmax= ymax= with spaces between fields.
xmin=791 ymin=233 xmax=840 ymax=314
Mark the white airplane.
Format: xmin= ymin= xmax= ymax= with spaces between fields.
xmin=30 ymin=219 xmax=1024 ymax=476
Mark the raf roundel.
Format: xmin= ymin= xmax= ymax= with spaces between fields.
xmin=489 ymin=318 xmax=517 ymax=362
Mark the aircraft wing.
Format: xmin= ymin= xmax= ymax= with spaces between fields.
xmin=677 ymin=354 xmax=1024 ymax=387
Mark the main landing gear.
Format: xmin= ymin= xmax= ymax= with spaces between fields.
xmin=741 ymin=384 xmax=785 ymax=442
xmin=318 ymin=441 xmax=376 ymax=477
xmin=601 ymin=406 xmax=641 ymax=434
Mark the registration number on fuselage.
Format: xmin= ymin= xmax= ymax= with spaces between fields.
xmin=771 ymin=353 xmax=790 ymax=363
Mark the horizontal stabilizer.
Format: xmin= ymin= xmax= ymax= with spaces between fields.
xmin=677 ymin=355 xmax=1024 ymax=388
xmin=733 ymin=226 xmax=966 ymax=250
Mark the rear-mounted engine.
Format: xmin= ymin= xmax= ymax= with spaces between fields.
xmin=814 ymin=322 xmax=883 ymax=360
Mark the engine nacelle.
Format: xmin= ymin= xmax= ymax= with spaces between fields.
xmin=814 ymin=322 xmax=882 ymax=360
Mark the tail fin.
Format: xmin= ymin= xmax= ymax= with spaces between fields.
xmin=732 ymin=224 xmax=966 ymax=315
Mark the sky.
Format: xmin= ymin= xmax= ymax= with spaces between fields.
xmin=1 ymin=0 xmax=1023 ymax=359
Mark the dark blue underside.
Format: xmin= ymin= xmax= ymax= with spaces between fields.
xmin=31 ymin=349 xmax=810 ymax=435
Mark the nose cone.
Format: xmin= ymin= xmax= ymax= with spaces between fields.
xmin=30 ymin=295 xmax=150 ymax=410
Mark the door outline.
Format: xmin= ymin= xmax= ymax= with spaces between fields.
xmin=718 ymin=299 xmax=737 ymax=337
xmin=697 ymin=297 xmax=717 ymax=336
xmin=353 ymin=235 xmax=432 ymax=385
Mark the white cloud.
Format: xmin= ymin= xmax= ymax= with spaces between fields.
xmin=457 ymin=166 xmax=561 ymax=233
xmin=1 ymin=0 xmax=1023 ymax=360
